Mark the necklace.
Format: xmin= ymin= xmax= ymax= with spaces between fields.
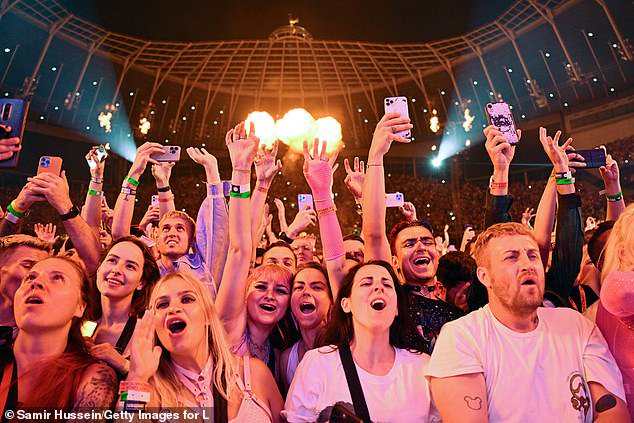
xmin=247 ymin=336 xmax=270 ymax=364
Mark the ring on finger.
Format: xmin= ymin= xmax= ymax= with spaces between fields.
xmin=391 ymin=126 xmax=397 ymax=134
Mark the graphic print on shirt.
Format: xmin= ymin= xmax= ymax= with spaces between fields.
xmin=568 ymin=372 xmax=590 ymax=419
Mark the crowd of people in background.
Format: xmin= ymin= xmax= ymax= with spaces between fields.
xmin=0 ymin=112 xmax=631 ymax=422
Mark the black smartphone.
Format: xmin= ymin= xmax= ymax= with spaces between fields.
xmin=330 ymin=404 xmax=364 ymax=423
xmin=573 ymin=148 xmax=606 ymax=169
xmin=0 ymin=98 xmax=29 ymax=168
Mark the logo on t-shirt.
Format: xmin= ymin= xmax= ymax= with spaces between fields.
xmin=568 ymin=372 xmax=590 ymax=419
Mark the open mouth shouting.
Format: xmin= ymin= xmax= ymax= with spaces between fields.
xmin=298 ymin=301 xmax=316 ymax=315
xmin=259 ymin=302 xmax=278 ymax=313
xmin=166 ymin=317 xmax=187 ymax=335
xmin=520 ymin=277 xmax=537 ymax=287
xmin=370 ymin=298 xmax=387 ymax=311
xmin=413 ymin=256 xmax=431 ymax=266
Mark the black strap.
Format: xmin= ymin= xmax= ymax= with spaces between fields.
xmin=114 ymin=316 xmax=137 ymax=354
xmin=338 ymin=345 xmax=371 ymax=423
xmin=212 ymin=376 xmax=228 ymax=423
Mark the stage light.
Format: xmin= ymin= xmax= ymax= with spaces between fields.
xmin=191 ymin=106 xmax=196 ymax=110
xmin=432 ymin=157 xmax=442 ymax=168
xmin=161 ymin=99 xmax=167 ymax=104
xmin=429 ymin=109 xmax=440 ymax=133
xmin=75 ymin=92 xmax=80 ymax=97
xmin=98 ymin=112 xmax=112 ymax=133
xmin=363 ymin=119 xmax=369 ymax=123
xmin=423 ymin=108 xmax=428 ymax=113
xmin=588 ymin=32 xmax=594 ymax=37
xmin=473 ymin=81 xmax=478 ymax=85
xmin=182 ymin=116 xmax=186 ymax=120
xmin=246 ymin=111 xmax=276 ymax=148
xmin=219 ymin=110 xmax=224 ymax=114
xmin=545 ymin=52 xmax=551 ymax=57
xmin=462 ymin=108 xmax=475 ymax=132
xmin=521 ymin=114 xmax=526 ymax=119
xmin=139 ymin=117 xmax=151 ymax=135
xmin=129 ymin=91 xmax=134 ymax=96
xmin=150 ymin=110 xmax=155 ymax=115
xmin=465 ymin=139 xmax=471 ymax=146
xmin=92 ymin=81 xmax=98 ymax=86
xmin=441 ymin=180 xmax=446 ymax=184
xmin=610 ymin=87 xmax=615 ymax=92
xmin=411 ymin=98 xmax=416 ymax=103
xmin=115 ymin=102 xmax=120 ymax=107
xmin=440 ymin=91 xmax=446 ymax=96
xmin=612 ymin=43 xmax=618 ymax=48
xmin=489 ymin=91 xmax=494 ymax=96
xmin=54 ymin=106 xmax=59 ymax=110
xmin=549 ymin=93 xmax=554 ymax=98
xmin=39 ymin=115 xmax=44 ymax=120
xmin=592 ymin=77 xmax=598 ymax=82
xmin=431 ymin=145 xmax=437 ymax=151
xmin=3 ymin=93 xmax=8 ymax=97
xmin=316 ymin=117 xmax=343 ymax=153
xmin=357 ymin=108 xmax=362 ymax=112
xmin=86 ymin=126 xmax=90 ymax=130
xmin=563 ymin=102 xmax=569 ymax=107
xmin=213 ymin=120 xmax=218 ymax=125
xmin=201 ymin=143 xmax=205 ymax=147
xmin=51 ymin=66 xmax=57 ymax=72
xmin=508 ymin=68 xmax=513 ymax=73
xmin=3 ymin=48 xmax=9 ymax=53
xmin=275 ymin=108 xmax=316 ymax=153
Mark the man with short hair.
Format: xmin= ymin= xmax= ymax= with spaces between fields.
xmin=0 ymin=235 xmax=51 ymax=329
xmin=436 ymin=250 xmax=476 ymax=312
xmin=262 ymin=240 xmax=296 ymax=273
xmin=291 ymin=235 xmax=315 ymax=266
xmin=426 ymin=223 xmax=629 ymax=422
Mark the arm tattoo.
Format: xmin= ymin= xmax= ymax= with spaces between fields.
xmin=595 ymin=394 xmax=617 ymax=413
xmin=464 ymin=395 xmax=483 ymax=410
xmin=73 ymin=366 xmax=118 ymax=410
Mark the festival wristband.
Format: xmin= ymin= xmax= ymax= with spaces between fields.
xmin=556 ymin=178 xmax=574 ymax=185
xmin=88 ymin=189 xmax=103 ymax=196
xmin=121 ymin=187 xmax=137 ymax=196
xmin=158 ymin=196 xmax=174 ymax=203
xmin=555 ymin=171 xmax=572 ymax=180
xmin=124 ymin=176 xmax=139 ymax=187
xmin=157 ymin=185 xmax=171 ymax=193
xmin=119 ymin=381 xmax=151 ymax=394
xmin=91 ymin=177 xmax=103 ymax=184
xmin=229 ymin=183 xmax=251 ymax=198
xmin=606 ymin=192 xmax=623 ymax=201
xmin=7 ymin=201 xmax=27 ymax=218
xmin=4 ymin=211 xmax=21 ymax=224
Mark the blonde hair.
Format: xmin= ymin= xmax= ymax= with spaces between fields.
xmin=472 ymin=222 xmax=536 ymax=267
xmin=148 ymin=271 xmax=239 ymax=405
xmin=601 ymin=204 xmax=634 ymax=284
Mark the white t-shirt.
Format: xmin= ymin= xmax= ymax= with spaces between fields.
xmin=425 ymin=305 xmax=626 ymax=423
xmin=284 ymin=346 xmax=435 ymax=423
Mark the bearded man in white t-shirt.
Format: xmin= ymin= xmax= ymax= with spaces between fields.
xmin=426 ymin=222 xmax=630 ymax=423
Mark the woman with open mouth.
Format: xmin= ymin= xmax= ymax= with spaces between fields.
xmin=123 ymin=271 xmax=284 ymax=422
xmin=279 ymin=262 xmax=333 ymax=394
xmin=284 ymin=260 xmax=435 ymax=422
xmin=83 ymin=236 xmax=160 ymax=378
xmin=0 ymin=256 xmax=118 ymax=413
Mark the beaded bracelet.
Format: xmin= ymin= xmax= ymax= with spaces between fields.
xmin=316 ymin=205 xmax=337 ymax=218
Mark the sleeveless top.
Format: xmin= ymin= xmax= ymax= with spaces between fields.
xmin=229 ymin=356 xmax=273 ymax=423
xmin=285 ymin=340 xmax=301 ymax=386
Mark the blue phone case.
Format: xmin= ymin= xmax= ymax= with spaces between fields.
xmin=0 ymin=99 xmax=29 ymax=168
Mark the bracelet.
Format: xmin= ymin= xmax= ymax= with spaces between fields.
xmin=156 ymin=185 xmax=171 ymax=193
xmin=7 ymin=201 xmax=27 ymax=219
xmin=314 ymin=197 xmax=331 ymax=203
xmin=324 ymin=251 xmax=346 ymax=262
xmin=555 ymin=171 xmax=572 ymax=180
xmin=158 ymin=195 xmax=174 ymax=203
xmin=122 ymin=399 xmax=146 ymax=412
xmin=229 ymin=191 xmax=251 ymax=198
xmin=316 ymin=205 xmax=337 ymax=218
xmin=119 ymin=381 xmax=151 ymax=394
xmin=556 ymin=178 xmax=574 ymax=185
xmin=233 ymin=168 xmax=251 ymax=173
xmin=91 ymin=177 xmax=103 ymax=184
xmin=121 ymin=187 xmax=137 ymax=196
xmin=59 ymin=205 xmax=80 ymax=221
xmin=4 ymin=211 xmax=21 ymax=224
xmin=606 ymin=191 xmax=622 ymax=201
xmin=256 ymin=185 xmax=270 ymax=193
xmin=366 ymin=163 xmax=383 ymax=167
xmin=278 ymin=231 xmax=294 ymax=244
xmin=124 ymin=176 xmax=139 ymax=187
xmin=489 ymin=182 xmax=508 ymax=189
xmin=88 ymin=189 xmax=103 ymax=196
xmin=121 ymin=389 xmax=151 ymax=403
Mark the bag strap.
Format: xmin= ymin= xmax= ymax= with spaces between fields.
xmin=338 ymin=345 xmax=371 ymax=423
xmin=115 ymin=316 xmax=137 ymax=354
xmin=0 ymin=361 xmax=14 ymax=415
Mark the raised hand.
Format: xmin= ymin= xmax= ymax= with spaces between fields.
xmin=344 ymin=157 xmax=365 ymax=200
xmin=85 ymin=146 xmax=106 ymax=178
xmin=521 ymin=207 xmax=536 ymax=227
xmin=484 ymin=125 xmax=520 ymax=173
xmin=26 ymin=171 xmax=73 ymax=214
xmin=127 ymin=311 xmax=162 ymax=383
xmin=226 ymin=121 xmax=259 ymax=170
xmin=368 ymin=113 xmax=412 ymax=160
xmin=151 ymin=162 xmax=175 ymax=186
xmin=302 ymin=139 xmax=339 ymax=196
xmin=34 ymin=223 xmax=59 ymax=244
xmin=0 ymin=124 xmax=20 ymax=161
xmin=538 ymin=127 xmax=574 ymax=173
xmin=139 ymin=205 xmax=160 ymax=230
xmin=255 ymin=140 xmax=282 ymax=186
xmin=400 ymin=201 xmax=417 ymax=222
xmin=599 ymin=153 xmax=620 ymax=191
xmin=186 ymin=147 xmax=220 ymax=183
xmin=274 ymin=198 xmax=288 ymax=232
xmin=287 ymin=205 xmax=317 ymax=239
xmin=128 ymin=142 xmax=165 ymax=179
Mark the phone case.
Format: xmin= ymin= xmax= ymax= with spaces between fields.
xmin=574 ymin=148 xmax=606 ymax=169
xmin=37 ymin=156 xmax=63 ymax=176
xmin=384 ymin=97 xmax=411 ymax=138
xmin=485 ymin=102 xmax=519 ymax=145
xmin=385 ymin=192 xmax=404 ymax=208
xmin=298 ymin=194 xmax=314 ymax=210
xmin=151 ymin=195 xmax=159 ymax=206
xmin=151 ymin=145 xmax=181 ymax=162
xmin=0 ymin=99 xmax=29 ymax=168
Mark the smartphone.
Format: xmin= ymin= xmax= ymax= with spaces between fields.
xmin=385 ymin=192 xmax=405 ymax=208
xmin=80 ymin=321 xmax=98 ymax=338
xmin=485 ymin=102 xmax=519 ymax=145
xmin=150 ymin=145 xmax=181 ymax=162
xmin=383 ymin=96 xmax=411 ymax=138
xmin=298 ymin=194 xmax=314 ymax=210
xmin=151 ymin=195 xmax=159 ymax=207
xmin=0 ymin=98 xmax=29 ymax=168
xmin=222 ymin=181 xmax=231 ymax=197
xmin=86 ymin=144 xmax=110 ymax=170
xmin=37 ymin=156 xmax=63 ymax=176
xmin=330 ymin=403 xmax=364 ymax=423
xmin=573 ymin=148 xmax=607 ymax=168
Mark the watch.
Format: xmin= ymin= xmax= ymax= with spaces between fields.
xmin=59 ymin=205 xmax=80 ymax=221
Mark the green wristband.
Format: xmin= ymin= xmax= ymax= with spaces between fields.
xmin=556 ymin=178 xmax=573 ymax=185
xmin=7 ymin=201 xmax=27 ymax=218
xmin=229 ymin=191 xmax=251 ymax=199
xmin=125 ymin=176 xmax=139 ymax=187
xmin=606 ymin=191 xmax=622 ymax=200
xmin=88 ymin=189 xmax=103 ymax=196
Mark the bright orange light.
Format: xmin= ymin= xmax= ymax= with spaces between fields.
xmin=430 ymin=109 xmax=440 ymax=133
xmin=462 ymin=108 xmax=475 ymax=132
xmin=315 ymin=117 xmax=342 ymax=153
xmin=139 ymin=117 xmax=151 ymax=135
xmin=275 ymin=108 xmax=316 ymax=153
xmin=246 ymin=111 xmax=276 ymax=148
xmin=98 ymin=112 xmax=113 ymax=133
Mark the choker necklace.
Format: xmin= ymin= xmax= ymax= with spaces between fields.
xmin=247 ymin=336 xmax=270 ymax=364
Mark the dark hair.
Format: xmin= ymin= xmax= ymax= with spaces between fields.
xmin=9 ymin=256 xmax=99 ymax=408
xmin=292 ymin=261 xmax=333 ymax=300
xmin=587 ymin=221 xmax=615 ymax=268
xmin=263 ymin=240 xmax=297 ymax=266
xmin=0 ymin=235 xmax=51 ymax=265
xmin=319 ymin=260 xmax=426 ymax=353
xmin=436 ymin=251 xmax=476 ymax=289
xmin=87 ymin=236 xmax=160 ymax=320
xmin=388 ymin=220 xmax=434 ymax=254
xmin=343 ymin=234 xmax=364 ymax=244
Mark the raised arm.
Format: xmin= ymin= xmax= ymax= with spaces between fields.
xmin=0 ymin=183 xmax=42 ymax=236
xmin=111 ymin=142 xmax=164 ymax=239
xmin=81 ymin=146 xmax=106 ymax=232
xmin=251 ymin=141 xmax=282 ymax=252
xmin=215 ymin=122 xmax=259 ymax=346
xmin=533 ymin=174 xmax=557 ymax=268
xmin=362 ymin=112 xmax=412 ymax=261
xmin=600 ymin=154 xmax=625 ymax=221
xmin=302 ymin=139 xmax=346 ymax=297
xmin=151 ymin=161 xmax=176 ymax=218
xmin=483 ymin=125 xmax=518 ymax=228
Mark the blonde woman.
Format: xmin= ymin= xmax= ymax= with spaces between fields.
xmin=122 ymin=271 xmax=283 ymax=422
xmin=596 ymin=203 xmax=634 ymax=417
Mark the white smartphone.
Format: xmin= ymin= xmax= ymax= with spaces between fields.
xmin=384 ymin=96 xmax=411 ymax=138
xmin=151 ymin=195 xmax=159 ymax=207
xmin=298 ymin=194 xmax=314 ymax=210
xmin=385 ymin=192 xmax=405 ymax=208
